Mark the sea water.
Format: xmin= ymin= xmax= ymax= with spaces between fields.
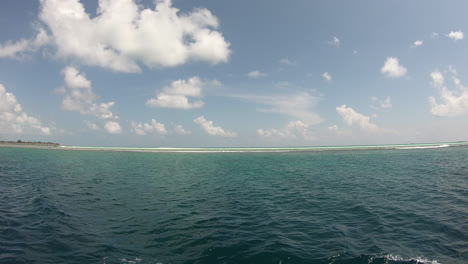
xmin=0 ymin=145 xmax=467 ymax=263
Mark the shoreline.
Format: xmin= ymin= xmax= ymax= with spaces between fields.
xmin=1 ymin=141 xmax=467 ymax=153
xmin=0 ymin=142 xmax=60 ymax=148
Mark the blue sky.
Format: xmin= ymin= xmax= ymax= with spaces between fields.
xmin=0 ymin=0 xmax=467 ymax=147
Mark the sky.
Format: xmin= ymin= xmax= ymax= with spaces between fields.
xmin=0 ymin=0 xmax=467 ymax=147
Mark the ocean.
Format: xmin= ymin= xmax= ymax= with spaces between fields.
xmin=0 ymin=145 xmax=467 ymax=264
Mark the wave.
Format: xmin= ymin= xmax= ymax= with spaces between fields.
xmin=396 ymin=144 xmax=450 ymax=150
xmin=326 ymin=254 xmax=441 ymax=264
xmin=381 ymin=254 xmax=441 ymax=264
xmin=102 ymin=254 xmax=441 ymax=264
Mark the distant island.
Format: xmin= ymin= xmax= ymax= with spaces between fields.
xmin=0 ymin=140 xmax=60 ymax=148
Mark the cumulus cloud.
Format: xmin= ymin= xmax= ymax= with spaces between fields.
xmin=1 ymin=0 xmax=230 ymax=72
xmin=257 ymin=128 xmax=285 ymax=138
xmin=448 ymin=31 xmax=464 ymax=41
xmin=174 ymin=124 xmax=191 ymax=135
xmin=232 ymin=92 xmax=322 ymax=125
xmin=104 ymin=121 xmax=122 ymax=134
xmin=247 ymin=70 xmax=267 ymax=78
xmin=131 ymin=119 xmax=168 ymax=136
xmin=279 ymin=58 xmax=296 ymax=66
xmin=0 ymin=83 xmax=51 ymax=135
xmin=0 ymin=40 xmax=33 ymax=59
xmin=380 ymin=96 xmax=392 ymax=109
xmin=336 ymin=105 xmax=379 ymax=132
xmin=58 ymin=66 xmax=121 ymax=133
xmin=0 ymin=28 xmax=49 ymax=59
xmin=370 ymin=96 xmax=392 ymax=110
xmin=258 ymin=120 xmax=314 ymax=141
xmin=429 ymin=68 xmax=468 ymax=117
xmin=146 ymin=76 xmax=204 ymax=109
xmin=328 ymin=36 xmax=340 ymax=46
xmin=194 ymin=116 xmax=236 ymax=137
xmin=431 ymin=71 xmax=444 ymax=87
xmin=322 ymin=72 xmax=332 ymax=82
xmin=410 ymin=40 xmax=423 ymax=48
xmin=84 ymin=120 xmax=99 ymax=130
xmin=328 ymin=125 xmax=339 ymax=132
xmin=59 ymin=67 xmax=117 ymax=119
xmin=381 ymin=57 xmax=407 ymax=78
xmin=326 ymin=124 xmax=349 ymax=136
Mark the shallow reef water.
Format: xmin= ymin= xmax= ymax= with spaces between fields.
xmin=0 ymin=146 xmax=467 ymax=263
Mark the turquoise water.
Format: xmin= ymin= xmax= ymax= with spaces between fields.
xmin=0 ymin=146 xmax=467 ymax=263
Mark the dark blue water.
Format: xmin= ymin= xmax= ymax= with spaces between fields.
xmin=1 ymin=147 xmax=467 ymax=264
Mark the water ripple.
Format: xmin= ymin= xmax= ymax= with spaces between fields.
xmin=0 ymin=147 xmax=467 ymax=263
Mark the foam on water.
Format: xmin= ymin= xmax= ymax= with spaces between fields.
xmin=396 ymin=144 xmax=450 ymax=150
xmin=383 ymin=254 xmax=441 ymax=264
xmin=120 ymin=258 xmax=142 ymax=264
xmin=326 ymin=254 xmax=442 ymax=264
xmin=103 ymin=254 xmax=441 ymax=264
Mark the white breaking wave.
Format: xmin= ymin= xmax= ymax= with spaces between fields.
xmin=384 ymin=254 xmax=441 ymax=264
xmin=120 ymin=258 xmax=142 ymax=264
xmin=396 ymin=144 xmax=450 ymax=150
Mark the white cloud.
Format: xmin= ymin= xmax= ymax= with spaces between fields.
xmin=336 ymin=105 xmax=380 ymax=132
xmin=431 ymin=32 xmax=439 ymax=39
xmin=326 ymin=124 xmax=350 ymax=136
xmin=448 ymin=65 xmax=458 ymax=75
xmin=1 ymin=0 xmax=230 ymax=72
xmin=328 ymin=36 xmax=340 ymax=46
xmin=353 ymin=50 xmax=358 ymax=54
xmin=174 ymin=124 xmax=191 ymax=135
xmin=381 ymin=57 xmax=407 ymax=78
xmin=104 ymin=121 xmax=122 ymax=134
xmin=322 ymin=72 xmax=332 ymax=82
xmin=247 ymin=70 xmax=267 ymax=78
xmin=380 ymin=96 xmax=392 ymax=109
xmin=448 ymin=31 xmax=464 ymax=41
xmin=146 ymin=76 xmax=205 ymax=109
xmin=279 ymin=58 xmax=296 ymax=66
xmin=257 ymin=128 xmax=285 ymax=138
xmin=0 ymin=40 xmax=32 ymax=59
xmin=131 ymin=119 xmax=168 ymax=136
xmin=371 ymin=96 xmax=392 ymax=109
xmin=232 ymin=92 xmax=322 ymax=125
xmin=60 ymin=67 xmax=117 ymax=120
xmin=64 ymin=68 xmax=91 ymax=89
xmin=410 ymin=40 xmax=423 ymax=48
xmin=146 ymin=94 xmax=204 ymax=109
xmin=429 ymin=69 xmax=468 ymax=117
xmin=58 ymin=66 xmax=121 ymax=133
xmin=0 ymin=28 xmax=49 ymax=59
xmin=328 ymin=125 xmax=339 ymax=132
xmin=84 ymin=121 xmax=99 ymax=130
xmin=194 ymin=116 xmax=236 ymax=137
xmin=258 ymin=120 xmax=314 ymax=141
xmin=0 ymin=83 xmax=51 ymax=135
xmin=431 ymin=71 xmax=444 ymax=87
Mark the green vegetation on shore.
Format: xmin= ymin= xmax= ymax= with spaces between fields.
xmin=0 ymin=140 xmax=60 ymax=147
